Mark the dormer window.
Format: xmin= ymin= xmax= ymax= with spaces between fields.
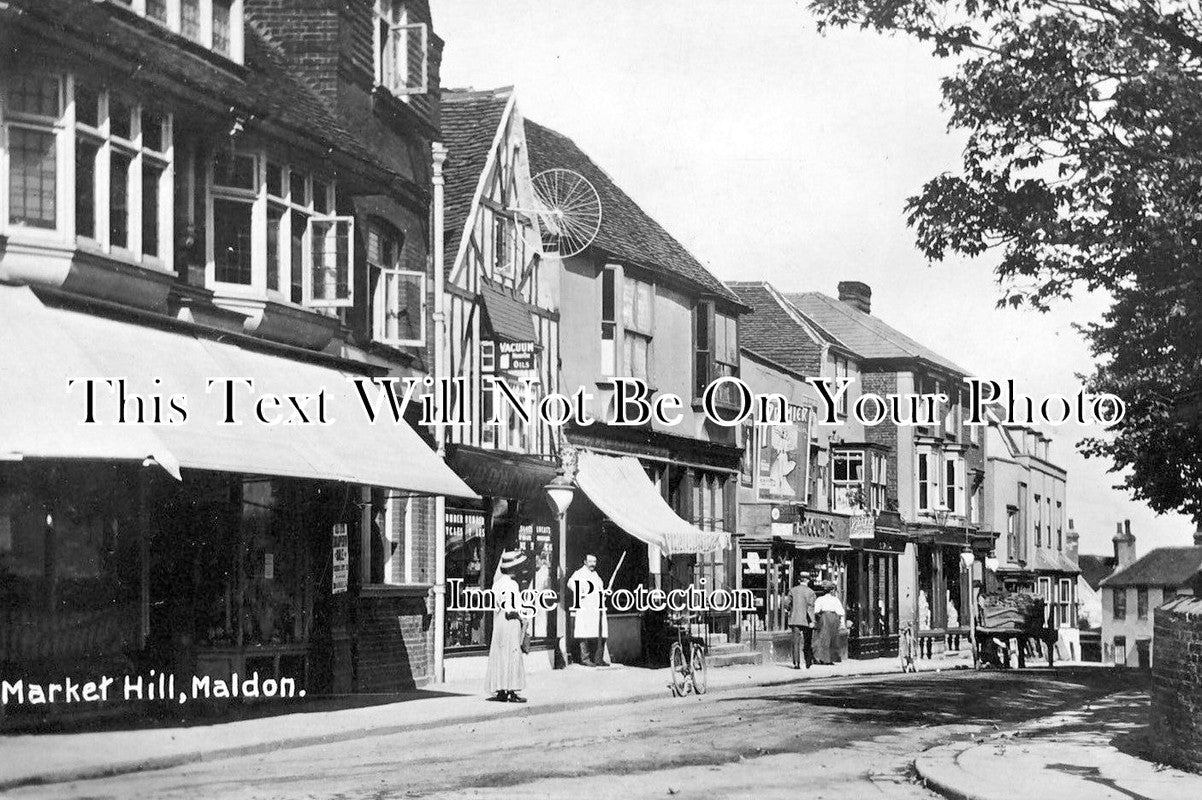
xmin=374 ymin=1 xmax=429 ymax=98
xmin=110 ymin=1 xmax=245 ymax=64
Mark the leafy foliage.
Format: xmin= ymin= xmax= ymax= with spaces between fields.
xmin=810 ymin=0 xmax=1202 ymax=519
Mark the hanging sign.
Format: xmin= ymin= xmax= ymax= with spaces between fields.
xmin=481 ymin=340 xmax=538 ymax=373
xmin=332 ymin=523 xmax=349 ymax=594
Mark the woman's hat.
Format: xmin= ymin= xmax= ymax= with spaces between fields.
xmin=499 ymin=550 xmax=527 ymax=572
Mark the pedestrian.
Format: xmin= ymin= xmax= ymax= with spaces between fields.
xmin=813 ymin=582 xmax=846 ymax=665
xmin=899 ymin=623 xmax=918 ymax=673
xmin=781 ymin=571 xmax=816 ymax=669
xmin=568 ymin=554 xmax=610 ymax=666
xmin=485 ymin=550 xmax=530 ymax=703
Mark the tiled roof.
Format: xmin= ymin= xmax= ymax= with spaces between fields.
xmin=523 ymin=120 xmax=741 ymax=305
xmin=11 ymin=1 xmax=405 ymax=188
xmin=1100 ymin=547 xmax=1202 ymax=588
xmin=1078 ymin=553 xmax=1117 ymax=591
xmin=726 ymin=281 xmax=845 ymax=376
xmin=1031 ymin=549 xmax=1080 ymax=574
xmin=479 ymin=282 xmax=537 ymax=343
xmin=440 ymin=89 xmax=513 ymax=271
xmin=787 ymin=292 xmax=969 ymax=376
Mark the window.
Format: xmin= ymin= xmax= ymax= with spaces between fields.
xmin=368 ymin=221 xmax=424 ymax=346
xmin=1113 ymin=635 xmax=1127 ymax=666
xmin=944 ymin=386 xmax=960 ymax=440
xmin=1056 ymin=501 xmax=1063 ymax=550
xmin=2 ymin=74 xmax=172 ymax=266
xmin=834 ymin=356 xmax=850 ymax=416
xmin=375 ymin=1 xmax=429 ymax=97
xmin=970 ymin=482 xmax=981 ymax=524
xmin=1057 ymin=578 xmax=1075 ymax=628
xmin=739 ymin=422 xmax=755 ymax=487
xmin=1112 ymin=587 xmax=1126 ymax=621
xmin=870 ymin=452 xmax=887 ymax=511
xmin=832 ymin=450 xmax=865 ymax=512
xmin=1137 ymin=587 xmax=1148 ymax=620
xmin=694 ymin=301 xmax=740 ymax=404
xmin=109 ymin=0 xmax=245 ymax=63
xmin=1006 ymin=508 xmax=1018 ymax=562
xmin=1034 ymin=493 xmax=1042 ymax=547
xmin=944 ymin=454 xmax=964 ymax=514
xmin=204 ymin=149 xmax=351 ymax=305
xmin=1016 ymin=482 xmax=1028 ymax=561
xmin=370 ymin=492 xmax=424 ymax=587
xmin=600 ymin=265 xmax=617 ymax=375
xmin=917 ymin=449 xmax=938 ymax=513
xmin=622 ymin=275 xmax=653 ymax=382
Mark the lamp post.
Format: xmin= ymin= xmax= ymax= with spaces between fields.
xmin=544 ymin=471 xmax=575 ymax=669
xmin=960 ymin=545 xmax=978 ymax=668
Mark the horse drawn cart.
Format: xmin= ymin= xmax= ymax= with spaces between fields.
xmin=974 ymin=592 xmax=1059 ymax=669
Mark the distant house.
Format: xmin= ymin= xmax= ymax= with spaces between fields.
xmin=1100 ymin=526 xmax=1202 ymax=667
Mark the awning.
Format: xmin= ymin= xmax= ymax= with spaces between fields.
xmin=479 ymin=282 xmax=537 ymax=343
xmin=0 ymin=285 xmax=477 ymax=497
xmin=574 ymin=450 xmax=729 ymax=555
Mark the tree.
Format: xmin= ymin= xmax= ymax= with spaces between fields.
xmin=809 ymin=0 xmax=1202 ymax=520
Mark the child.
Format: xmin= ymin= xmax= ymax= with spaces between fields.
xmin=899 ymin=623 xmax=918 ymax=673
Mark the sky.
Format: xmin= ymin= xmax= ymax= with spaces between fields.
xmin=431 ymin=0 xmax=1197 ymax=556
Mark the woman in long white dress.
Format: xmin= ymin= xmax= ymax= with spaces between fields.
xmin=485 ymin=550 xmax=529 ymax=703
xmin=813 ymin=583 xmax=846 ymax=665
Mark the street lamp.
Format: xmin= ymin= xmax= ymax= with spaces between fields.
xmin=961 ymin=545 xmax=978 ymax=668
xmin=544 ymin=471 xmax=575 ymax=669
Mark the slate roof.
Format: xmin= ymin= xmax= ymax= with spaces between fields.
xmin=1100 ymin=547 xmax=1202 ymax=588
xmin=523 ymin=119 xmax=742 ymax=305
xmin=726 ymin=281 xmax=847 ymax=376
xmin=479 ymin=282 xmax=537 ymax=343
xmin=440 ymin=89 xmax=513 ymax=270
xmin=1078 ymin=553 xmax=1118 ymax=591
xmin=1031 ymin=549 xmax=1081 ymax=574
xmin=10 ymin=0 xmax=405 ymax=188
xmin=787 ymin=291 xmax=970 ymax=376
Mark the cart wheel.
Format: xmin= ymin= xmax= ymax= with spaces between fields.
xmin=690 ymin=644 xmax=708 ymax=695
xmin=670 ymin=640 xmax=689 ymax=696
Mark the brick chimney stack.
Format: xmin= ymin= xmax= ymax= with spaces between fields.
xmin=837 ymin=281 xmax=872 ymax=314
xmin=1114 ymin=519 xmax=1137 ymax=568
xmin=1066 ymin=518 xmax=1079 ymax=561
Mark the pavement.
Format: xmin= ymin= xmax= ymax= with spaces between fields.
xmin=0 ymin=649 xmax=970 ymax=791
xmin=915 ymin=687 xmax=1202 ymax=800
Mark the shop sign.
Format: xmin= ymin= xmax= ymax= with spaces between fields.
xmin=332 ymin=523 xmax=349 ymax=594
xmin=481 ymin=340 xmax=538 ymax=373
xmin=756 ymin=404 xmax=812 ymax=502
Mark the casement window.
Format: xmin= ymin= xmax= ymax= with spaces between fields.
xmin=1 ymin=73 xmax=173 ymax=269
xmin=1006 ymin=508 xmax=1018 ymax=562
xmin=368 ymin=220 xmax=424 ymax=346
xmin=834 ymin=356 xmax=851 ymax=416
xmin=374 ymin=1 xmax=429 ymax=97
xmin=1137 ymin=586 xmax=1148 ymax=620
xmin=204 ymin=148 xmax=352 ymax=306
xmin=870 ymin=452 xmax=887 ymax=511
xmin=622 ymin=275 xmax=653 ymax=382
xmin=694 ymin=301 xmax=739 ymax=404
xmin=1033 ymin=493 xmax=1043 ymax=547
xmin=916 ymin=449 xmax=938 ymax=513
xmin=110 ymin=0 xmax=245 ymax=63
xmin=1112 ymin=587 xmax=1126 ymax=621
xmin=944 ymin=454 xmax=964 ymax=515
xmin=832 ymin=450 xmax=865 ymax=512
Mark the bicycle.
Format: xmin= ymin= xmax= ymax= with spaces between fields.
xmin=667 ymin=610 xmax=708 ymax=697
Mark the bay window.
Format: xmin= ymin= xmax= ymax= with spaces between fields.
xmin=369 ymin=220 xmax=425 ymax=346
xmin=204 ymin=148 xmax=352 ymax=307
xmin=832 ymin=450 xmax=865 ymax=512
xmin=2 ymin=73 xmax=173 ymax=269
xmin=109 ymin=0 xmax=245 ymax=64
xmin=694 ymin=301 xmax=739 ymax=404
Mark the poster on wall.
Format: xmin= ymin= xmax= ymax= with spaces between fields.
xmin=756 ymin=404 xmax=813 ymax=503
xmin=332 ymin=523 xmax=349 ymax=594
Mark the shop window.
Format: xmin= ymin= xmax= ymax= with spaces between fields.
xmin=369 ymin=221 xmax=424 ymax=346
xmin=1137 ymin=586 xmax=1148 ymax=620
xmin=831 ymin=450 xmax=865 ymax=512
xmin=2 ymin=74 xmax=173 ymax=266
xmin=109 ymin=0 xmax=245 ymax=63
xmin=375 ymin=1 xmax=429 ymax=98
xmin=370 ymin=493 xmax=425 ymax=586
xmin=694 ymin=301 xmax=739 ymax=405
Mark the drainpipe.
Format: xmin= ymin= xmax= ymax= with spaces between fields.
xmin=431 ymin=142 xmax=449 ymax=683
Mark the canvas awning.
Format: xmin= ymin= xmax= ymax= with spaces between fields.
xmin=573 ymin=450 xmax=730 ymax=556
xmin=0 ymin=285 xmax=477 ymax=497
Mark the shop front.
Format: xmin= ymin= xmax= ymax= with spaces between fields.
xmin=911 ymin=526 xmax=997 ymax=657
xmin=441 ymin=445 xmax=562 ymax=682
xmin=845 ymin=512 xmax=905 ymax=659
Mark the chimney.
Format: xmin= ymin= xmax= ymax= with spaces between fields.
xmin=1066 ymin=519 xmax=1079 ymax=561
xmin=1113 ymin=519 xmax=1137 ymax=568
xmin=837 ymin=281 xmax=872 ymax=314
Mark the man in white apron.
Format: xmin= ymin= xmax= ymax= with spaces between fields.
xmin=568 ymin=554 xmax=610 ymax=666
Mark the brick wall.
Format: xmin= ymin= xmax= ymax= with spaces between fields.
xmin=1152 ymin=597 xmax=1202 ymax=773
xmin=352 ymin=593 xmax=429 ymax=692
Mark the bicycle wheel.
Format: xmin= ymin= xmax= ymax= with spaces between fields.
xmin=669 ymin=640 xmax=690 ymax=696
xmin=690 ymin=643 xmax=708 ymax=695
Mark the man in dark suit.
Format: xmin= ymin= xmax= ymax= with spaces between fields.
xmin=782 ymin=571 xmax=817 ymax=669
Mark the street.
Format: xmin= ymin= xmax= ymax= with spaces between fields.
xmin=5 ymin=669 xmax=1139 ymax=799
